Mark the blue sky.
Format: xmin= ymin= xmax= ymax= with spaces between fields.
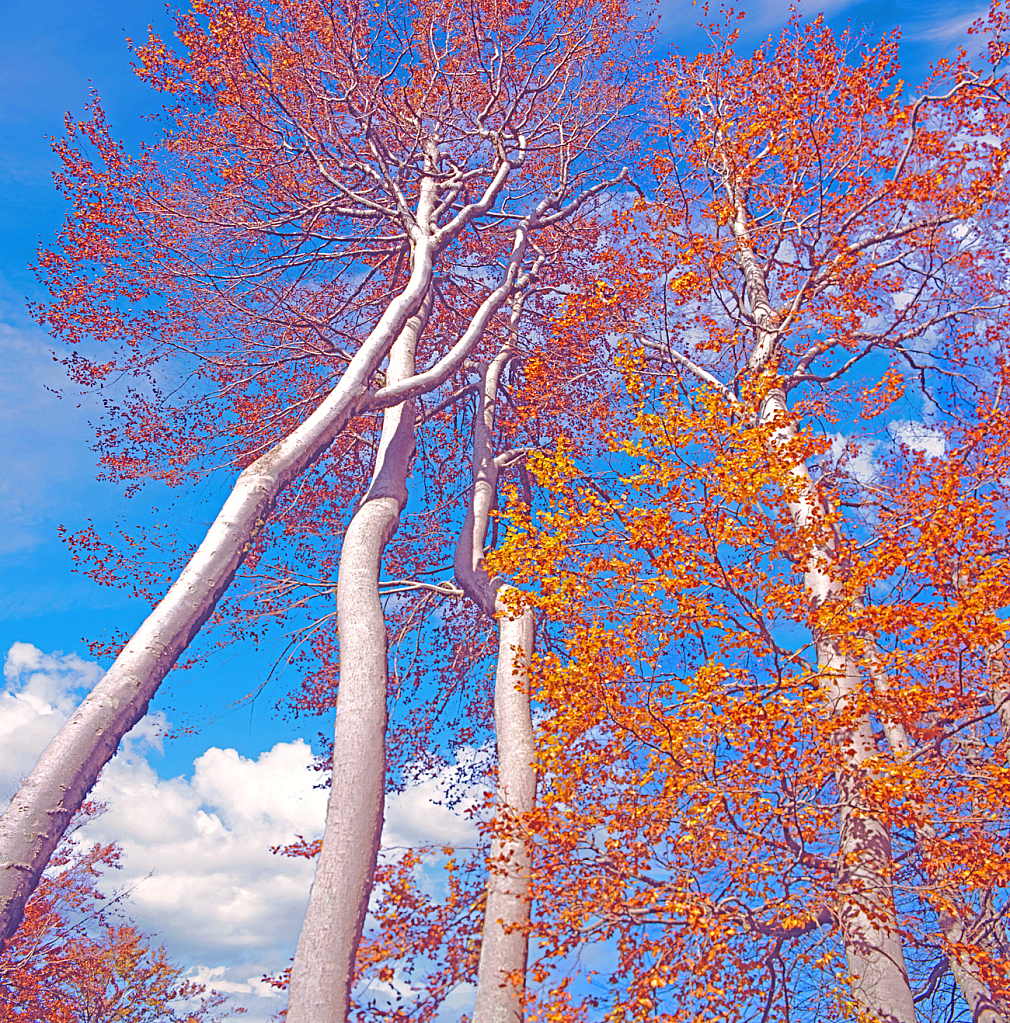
xmin=0 ymin=0 xmax=994 ymax=1018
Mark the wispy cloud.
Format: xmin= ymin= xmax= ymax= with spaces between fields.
xmin=889 ymin=420 xmax=946 ymax=458
xmin=659 ymin=0 xmax=861 ymax=35
xmin=0 ymin=320 xmax=98 ymax=556
xmin=900 ymin=4 xmax=989 ymax=43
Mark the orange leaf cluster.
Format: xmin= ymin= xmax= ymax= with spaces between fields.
xmin=0 ymin=806 xmax=234 ymax=1022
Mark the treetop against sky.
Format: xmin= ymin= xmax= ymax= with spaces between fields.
xmin=0 ymin=1 xmax=1007 ymax=1021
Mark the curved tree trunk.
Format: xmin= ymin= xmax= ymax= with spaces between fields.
xmin=0 ymin=233 xmax=438 ymax=953
xmin=286 ymin=152 xmax=572 ymax=1023
xmin=759 ymin=384 xmax=916 ymax=1023
xmin=474 ymin=594 xmax=536 ymax=1023
xmin=722 ymin=162 xmax=915 ymax=1020
xmin=867 ymin=606 xmax=1009 ymax=1022
xmin=286 ymin=291 xmax=432 ymax=1023
xmin=455 ymin=333 xmax=539 ymax=1023
xmin=0 ymin=79 xmax=626 ymax=1004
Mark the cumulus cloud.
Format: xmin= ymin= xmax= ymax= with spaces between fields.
xmin=889 ymin=419 xmax=946 ymax=459
xmin=0 ymin=642 xmax=104 ymax=801
xmin=67 ymin=736 xmax=326 ymax=1020
xmin=1 ymin=642 xmax=480 ymax=1021
xmin=383 ymin=768 xmax=481 ymax=851
xmin=81 ymin=740 xmax=478 ymax=1020
xmin=827 ymin=433 xmax=880 ymax=486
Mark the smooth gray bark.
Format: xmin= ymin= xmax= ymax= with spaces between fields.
xmin=474 ymin=595 xmax=536 ymax=1023
xmin=734 ymin=175 xmax=914 ymax=1018
xmin=285 ymin=164 xmax=598 ymax=1023
xmin=941 ymin=914 xmax=1008 ymax=1023
xmin=0 ymin=125 xmax=553 ymax=961
xmin=872 ymin=606 xmax=1008 ymax=1021
xmin=286 ymin=288 xmax=433 ymax=1022
xmin=286 ymin=154 xmax=596 ymax=1022
xmin=990 ymin=645 xmax=1010 ymax=742
xmin=455 ymin=339 xmax=538 ymax=1023
xmin=0 ymin=230 xmax=438 ymax=950
xmin=760 ymin=387 xmax=915 ymax=1023
xmin=0 ymin=89 xmax=624 ymax=1017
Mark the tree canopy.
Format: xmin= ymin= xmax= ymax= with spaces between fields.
xmin=0 ymin=805 xmax=232 ymax=1022
xmin=5 ymin=2 xmax=1010 ymax=1022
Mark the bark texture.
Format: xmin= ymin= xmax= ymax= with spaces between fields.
xmin=740 ymin=184 xmax=914 ymax=1019
xmin=286 ymin=290 xmax=432 ymax=1023
xmin=286 ymin=145 xmax=570 ymax=1022
xmin=731 ymin=181 xmax=1004 ymax=1022
xmin=473 ymin=595 xmax=536 ymax=1023
xmin=0 ymin=235 xmax=437 ymax=950
xmin=724 ymin=171 xmax=914 ymax=1019
xmin=0 ymin=126 xmax=542 ymax=969
xmin=759 ymin=386 xmax=915 ymax=1023
xmin=455 ymin=343 xmax=538 ymax=1023
xmin=872 ymin=611 xmax=1008 ymax=1021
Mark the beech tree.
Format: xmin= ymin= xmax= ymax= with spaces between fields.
xmin=488 ymin=9 xmax=1010 ymax=1023
xmin=0 ymin=0 xmax=646 ymax=1019
xmin=14 ymin=3 xmax=1010 ymax=1021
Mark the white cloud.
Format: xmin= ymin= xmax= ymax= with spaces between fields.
xmin=81 ymin=737 xmax=479 ymax=1021
xmin=0 ymin=643 xmax=324 ymax=1019
xmin=0 ymin=642 xmax=104 ymax=801
xmin=75 ymin=736 xmax=328 ymax=1011
xmin=0 ymin=642 xmax=481 ymax=1022
xmin=383 ymin=768 xmax=480 ymax=851
xmin=0 ymin=322 xmax=102 ymax=556
xmin=889 ymin=419 xmax=946 ymax=458
xmin=185 ymin=965 xmax=280 ymax=998
xmin=826 ymin=434 xmax=880 ymax=486
xmin=904 ymin=6 xmax=991 ymax=43
xmin=846 ymin=440 xmax=880 ymax=485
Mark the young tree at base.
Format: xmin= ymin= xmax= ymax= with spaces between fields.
xmin=0 ymin=805 xmax=232 ymax=1023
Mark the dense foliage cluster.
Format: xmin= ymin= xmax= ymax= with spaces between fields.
xmin=0 ymin=807 xmax=230 ymax=1022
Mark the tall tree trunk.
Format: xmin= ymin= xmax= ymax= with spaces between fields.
xmin=829 ymin=686 xmax=914 ymax=1023
xmin=286 ymin=153 xmax=564 ymax=1023
xmin=0 ymin=119 xmax=614 ymax=960
xmin=727 ymin=167 xmax=915 ymax=1021
xmin=455 ymin=335 xmax=538 ymax=1023
xmin=871 ymin=637 xmax=1010 ymax=1023
xmin=759 ymin=385 xmax=916 ymax=1023
xmin=868 ymin=601 xmax=1009 ymax=1022
xmin=0 ymin=232 xmax=438 ymax=952
xmin=475 ymin=595 xmax=536 ymax=1023
xmin=286 ymin=291 xmax=432 ymax=1023
xmin=941 ymin=913 xmax=1008 ymax=1023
